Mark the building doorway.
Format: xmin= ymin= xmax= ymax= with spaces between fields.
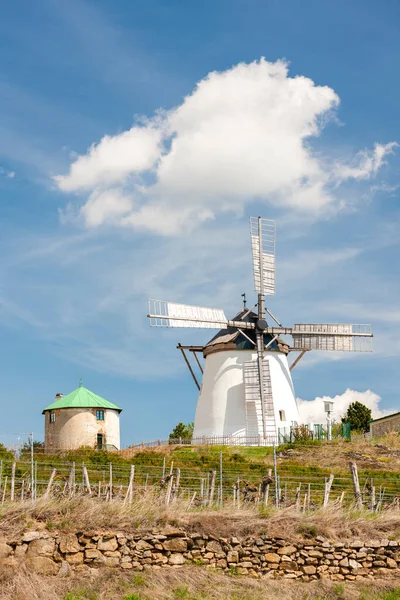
xmin=97 ymin=433 xmax=104 ymax=449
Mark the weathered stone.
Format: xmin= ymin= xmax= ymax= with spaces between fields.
xmin=280 ymin=561 xmax=298 ymax=571
xmin=27 ymin=538 xmax=55 ymax=558
xmin=339 ymin=557 xmax=349 ymax=567
xmin=104 ymin=557 xmax=120 ymax=567
xmin=206 ymin=541 xmax=223 ymax=553
xmin=277 ymin=546 xmax=296 ymax=556
xmin=227 ymin=551 xmax=239 ymax=563
xmin=105 ymin=550 xmax=121 ymax=558
xmin=169 ymin=553 xmax=185 ymax=565
xmin=302 ymin=565 xmax=317 ymax=575
xmin=14 ymin=544 xmax=28 ymax=559
xmin=59 ymin=534 xmax=81 ymax=554
xmin=387 ymin=557 xmax=397 ymax=569
xmin=0 ymin=543 xmax=13 ymax=558
xmin=163 ymin=538 xmax=188 ymax=552
xmin=26 ymin=556 xmax=58 ymax=575
xmin=264 ymin=553 xmax=280 ymax=564
xmin=159 ymin=527 xmax=184 ymax=537
xmin=65 ymin=552 xmax=84 ymax=565
xmin=373 ymin=560 xmax=387 ymax=568
xmin=22 ymin=532 xmax=42 ymax=543
xmin=85 ymin=549 xmax=102 ymax=560
xmin=231 ymin=537 xmax=240 ymax=545
xmin=349 ymin=559 xmax=362 ymax=570
xmin=98 ymin=537 xmax=118 ymax=552
xmin=57 ymin=561 xmax=71 ymax=577
xmin=308 ymin=550 xmax=323 ymax=558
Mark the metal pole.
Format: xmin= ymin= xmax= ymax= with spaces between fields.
xmin=219 ymin=451 xmax=223 ymax=507
xmin=273 ymin=443 xmax=278 ymax=508
xmin=30 ymin=432 xmax=34 ymax=503
xmin=327 ymin=411 xmax=332 ymax=441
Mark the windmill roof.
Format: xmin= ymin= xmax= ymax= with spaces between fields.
xmin=42 ymin=386 xmax=122 ymax=413
xmin=204 ymin=307 xmax=290 ymax=354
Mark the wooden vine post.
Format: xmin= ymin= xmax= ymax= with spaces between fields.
xmin=349 ymin=462 xmax=362 ymax=509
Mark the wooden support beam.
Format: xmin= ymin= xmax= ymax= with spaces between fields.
xmin=190 ymin=349 xmax=204 ymax=374
xmin=289 ymin=349 xmax=309 ymax=371
xmin=177 ymin=343 xmax=200 ymax=390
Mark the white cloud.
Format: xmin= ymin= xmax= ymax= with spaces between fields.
xmin=54 ymin=58 xmax=396 ymax=236
xmin=297 ymin=388 xmax=392 ymax=425
xmin=55 ymin=125 xmax=163 ymax=191
xmin=333 ymin=142 xmax=398 ymax=183
xmin=0 ymin=166 xmax=16 ymax=179
xmin=80 ymin=188 xmax=133 ymax=227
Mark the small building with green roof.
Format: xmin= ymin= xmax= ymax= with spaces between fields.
xmin=43 ymin=385 xmax=122 ymax=451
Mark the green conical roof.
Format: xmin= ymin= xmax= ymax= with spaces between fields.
xmin=42 ymin=386 xmax=122 ymax=413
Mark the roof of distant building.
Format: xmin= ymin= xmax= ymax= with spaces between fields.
xmin=42 ymin=386 xmax=122 ymax=413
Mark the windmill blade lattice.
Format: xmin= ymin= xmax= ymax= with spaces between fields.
xmin=292 ymin=324 xmax=373 ymax=352
xmin=250 ymin=217 xmax=276 ymax=296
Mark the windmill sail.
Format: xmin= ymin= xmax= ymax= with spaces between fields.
xmin=148 ymin=299 xmax=228 ymax=329
xmin=244 ymin=360 xmax=276 ymax=439
xmin=291 ymin=324 xmax=373 ymax=352
xmin=250 ymin=217 xmax=275 ymax=295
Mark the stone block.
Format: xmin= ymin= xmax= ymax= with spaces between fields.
xmin=65 ymin=552 xmax=84 ymax=565
xmin=27 ymin=538 xmax=55 ymax=558
xmin=159 ymin=527 xmax=184 ymax=537
xmin=169 ymin=553 xmax=185 ymax=565
xmin=59 ymin=534 xmax=81 ymax=554
xmin=98 ymin=538 xmax=118 ymax=552
xmin=227 ymin=551 xmax=239 ymax=563
xmin=163 ymin=538 xmax=188 ymax=552
xmin=264 ymin=553 xmax=280 ymax=563
xmin=206 ymin=541 xmax=223 ymax=553
xmin=277 ymin=546 xmax=296 ymax=555
xmin=85 ymin=549 xmax=102 ymax=560
xmin=26 ymin=556 xmax=58 ymax=575
xmin=349 ymin=559 xmax=362 ymax=570
xmin=22 ymin=532 xmax=42 ymax=543
xmin=0 ymin=543 xmax=13 ymax=558
xmin=302 ymin=565 xmax=317 ymax=575
xmin=14 ymin=544 xmax=28 ymax=559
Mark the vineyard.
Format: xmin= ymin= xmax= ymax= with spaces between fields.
xmin=1 ymin=436 xmax=400 ymax=510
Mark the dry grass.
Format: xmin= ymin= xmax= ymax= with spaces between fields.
xmin=2 ymin=494 xmax=400 ymax=541
xmin=1 ymin=563 xmax=400 ymax=600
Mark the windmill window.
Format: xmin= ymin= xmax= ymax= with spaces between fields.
xmin=50 ymin=412 xmax=56 ymax=423
xmin=96 ymin=409 xmax=104 ymax=421
xmin=279 ymin=410 xmax=286 ymax=422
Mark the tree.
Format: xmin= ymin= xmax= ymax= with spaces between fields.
xmin=169 ymin=422 xmax=194 ymax=440
xmin=19 ymin=440 xmax=44 ymax=458
xmin=341 ymin=401 xmax=372 ymax=433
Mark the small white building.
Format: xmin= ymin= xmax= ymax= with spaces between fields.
xmin=43 ymin=385 xmax=122 ymax=451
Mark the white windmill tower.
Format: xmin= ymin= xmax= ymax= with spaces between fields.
xmin=148 ymin=217 xmax=373 ymax=444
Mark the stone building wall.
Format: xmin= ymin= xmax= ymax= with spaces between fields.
xmin=370 ymin=413 xmax=400 ymax=437
xmin=1 ymin=527 xmax=400 ymax=581
xmin=44 ymin=408 xmax=120 ymax=451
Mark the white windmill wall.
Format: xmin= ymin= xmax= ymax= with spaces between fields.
xmin=193 ymin=349 xmax=298 ymax=442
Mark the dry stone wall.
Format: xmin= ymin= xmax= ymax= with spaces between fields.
xmin=1 ymin=528 xmax=400 ymax=581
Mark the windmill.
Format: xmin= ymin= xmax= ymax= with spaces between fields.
xmin=147 ymin=217 xmax=373 ymax=444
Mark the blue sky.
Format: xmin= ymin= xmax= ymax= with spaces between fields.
xmin=1 ymin=0 xmax=399 ymax=447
